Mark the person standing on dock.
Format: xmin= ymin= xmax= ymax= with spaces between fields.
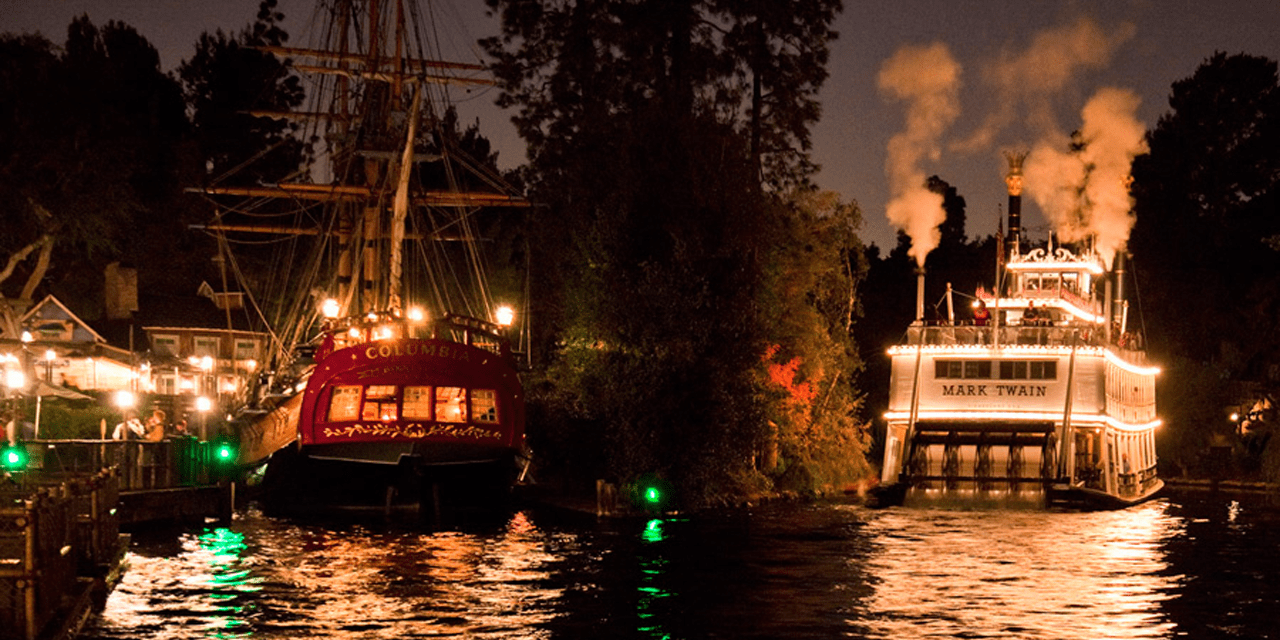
xmin=112 ymin=414 xmax=145 ymax=439
xmin=145 ymin=409 xmax=167 ymax=442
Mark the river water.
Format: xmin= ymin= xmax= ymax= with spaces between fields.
xmin=83 ymin=490 xmax=1279 ymax=639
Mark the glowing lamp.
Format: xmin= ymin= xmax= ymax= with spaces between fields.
xmin=44 ymin=349 xmax=55 ymax=362
xmin=20 ymin=331 xmax=32 ymax=344
xmin=1230 ymin=412 xmax=1241 ymax=422
xmin=196 ymin=396 xmax=212 ymax=413
xmin=114 ymin=390 xmax=136 ymax=409
xmin=322 ymin=298 xmax=341 ymax=319
xmin=408 ymin=307 xmax=426 ymax=323
xmin=5 ymin=369 xmax=25 ymax=391
xmin=347 ymin=327 xmax=362 ymax=339
xmin=199 ymin=356 xmax=214 ymax=372
xmin=496 ymin=305 xmax=515 ymax=327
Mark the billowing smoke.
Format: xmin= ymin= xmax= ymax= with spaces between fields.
xmin=878 ymin=42 xmax=961 ymax=266
xmin=1024 ymin=87 xmax=1148 ymax=264
xmin=956 ymin=16 xmax=1135 ymax=151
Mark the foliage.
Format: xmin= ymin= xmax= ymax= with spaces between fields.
xmin=757 ymin=190 xmax=871 ymax=493
xmin=1130 ymin=52 xmax=1280 ymax=476
xmin=20 ymin=399 xmax=119 ymax=440
xmin=1131 ymin=52 xmax=1280 ymax=373
xmin=486 ymin=0 xmax=863 ymax=506
xmin=178 ymin=0 xmax=306 ymax=187
xmin=0 ymin=19 xmax=191 ymax=324
xmin=482 ymin=0 xmax=840 ymax=192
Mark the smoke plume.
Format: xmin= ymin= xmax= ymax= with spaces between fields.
xmin=955 ymin=16 xmax=1135 ymax=152
xmin=878 ymin=42 xmax=961 ymax=266
xmin=1024 ymin=87 xmax=1148 ymax=264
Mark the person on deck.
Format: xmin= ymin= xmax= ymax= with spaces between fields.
xmin=1022 ymin=302 xmax=1040 ymax=325
xmin=972 ymin=299 xmax=990 ymax=326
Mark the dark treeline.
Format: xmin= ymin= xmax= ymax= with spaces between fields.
xmin=3 ymin=0 xmax=1279 ymax=504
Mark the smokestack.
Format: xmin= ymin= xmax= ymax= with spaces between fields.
xmin=104 ymin=262 xmax=139 ymax=320
xmin=1112 ymin=249 xmax=1127 ymax=328
xmin=1005 ymin=151 xmax=1027 ymax=255
xmin=916 ymin=268 xmax=926 ymax=322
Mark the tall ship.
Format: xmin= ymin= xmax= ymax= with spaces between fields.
xmin=194 ymin=0 xmax=530 ymax=515
xmin=876 ymin=157 xmax=1163 ymax=509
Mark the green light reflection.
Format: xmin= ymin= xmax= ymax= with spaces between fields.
xmin=197 ymin=527 xmax=258 ymax=638
xmin=637 ymin=518 xmax=675 ymax=639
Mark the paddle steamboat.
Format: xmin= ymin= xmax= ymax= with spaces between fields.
xmin=877 ymin=160 xmax=1163 ymax=509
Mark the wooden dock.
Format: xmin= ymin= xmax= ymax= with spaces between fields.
xmin=1 ymin=439 xmax=237 ymax=640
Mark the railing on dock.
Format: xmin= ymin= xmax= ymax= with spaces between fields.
xmin=12 ymin=438 xmax=230 ymax=492
xmin=1 ymin=468 xmax=121 ymax=640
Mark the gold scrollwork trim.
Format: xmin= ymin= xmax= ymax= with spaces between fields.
xmin=322 ymin=422 xmax=502 ymax=440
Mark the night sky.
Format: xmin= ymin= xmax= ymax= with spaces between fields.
xmin=5 ymin=0 xmax=1279 ymax=249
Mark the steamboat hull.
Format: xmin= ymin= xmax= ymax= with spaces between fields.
xmin=877 ymin=324 xmax=1162 ymax=511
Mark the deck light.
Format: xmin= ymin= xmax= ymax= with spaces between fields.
xmin=322 ymin=298 xmax=341 ymax=319
xmin=496 ymin=305 xmax=515 ymax=327
xmin=408 ymin=306 xmax=426 ymax=323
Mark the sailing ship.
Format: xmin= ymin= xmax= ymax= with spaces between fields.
xmin=194 ymin=0 xmax=530 ymax=515
xmin=875 ymin=158 xmax=1163 ymax=509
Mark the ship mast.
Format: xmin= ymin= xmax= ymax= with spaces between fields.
xmin=388 ymin=88 xmax=423 ymax=316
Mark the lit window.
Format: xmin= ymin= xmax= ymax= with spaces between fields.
xmin=435 ymin=387 xmax=467 ymax=423
xmin=403 ymin=386 xmax=432 ymax=419
xmin=329 ymin=386 xmax=362 ymax=421
xmin=365 ymin=385 xmax=396 ymax=399
xmin=363 ymin=401 xmax=397 ymax=421
xmin=471 ymin=389 xmax=499 ymax=423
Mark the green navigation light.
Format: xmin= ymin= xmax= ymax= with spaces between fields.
xmin=1 ymin=445 xmax=28 ymax=471
xmin=644 ymin=486 xmax=662 ymax=504
xmin=214 ymin=442 xmax=236 ymax=463
xmin=634 ymin=473 xmax=671 ymax=512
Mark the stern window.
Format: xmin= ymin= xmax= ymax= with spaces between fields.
xmin=403 ymin=386 xmax=432 ymax=419
xmin=436 ymin=386 xmax=467 ymax=423
xmin=471 ymin=389 xmax=499 ymax=423
xmin=329 ymin=386 xmax=362 ymax=421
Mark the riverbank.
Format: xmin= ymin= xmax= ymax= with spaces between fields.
xmin=1163 ymin=477 xmax=1280 ymax=495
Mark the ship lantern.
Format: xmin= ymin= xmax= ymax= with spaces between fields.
xmin=408 ymin=306 xmax=426 ymax=323
xmin=322 ymin=298 xmax=341 ymax=319
xmin=496 ymin=305 xmax=515 ymax=327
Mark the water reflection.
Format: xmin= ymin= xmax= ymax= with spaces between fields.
xmin=860 ymin=501 xmax=1184 ymax=638
xmin=637 ymin=518 xmax=673 ymax=639
xmin=84 ymin=496 xmax=1280 ymax=639
xmin=87 ymin=508 xmax=566 ymax=639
